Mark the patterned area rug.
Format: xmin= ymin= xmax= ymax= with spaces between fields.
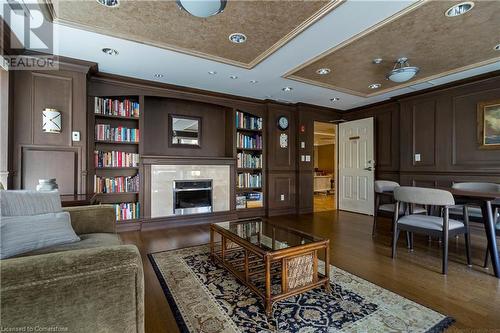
xmin=149 ymin=245 xmax=454 ymax=333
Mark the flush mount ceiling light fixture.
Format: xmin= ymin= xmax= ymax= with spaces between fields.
xmin=102 ymin=47 xmax=118 ymax=56
xmin=445 ymin=2 xmax=474 ymax=17
xmin=282 ymin=87 xmax=293 ymax=92
xmin=229 ymin=33 xmax=247 ymax=44
xmin=176 ymin=0 xmax=226 ymax=18
xmin=316 ymin=68 xmax=331 ymax=75
xmin=368 ymin=83 xmax=381 ymax=89
xmin=386 ymin=57 xmax=420 ymax=83
xmin=229 ymin=75 xmax=238 ymax=79
xmin=96 ymin=0 xmax=119 ymax=7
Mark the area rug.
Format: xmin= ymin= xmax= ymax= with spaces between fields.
xmin=148 ymin=245 xmax=454 ymax=333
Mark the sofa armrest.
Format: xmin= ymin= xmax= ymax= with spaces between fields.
xmin=1 ymin=245 xmax=144 ymax=333
xmin=63 ymin=205 xmax=116 ymax=235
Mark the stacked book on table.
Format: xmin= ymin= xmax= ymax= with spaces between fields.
xmin=236 ymin=192 xmax=263 ymax=209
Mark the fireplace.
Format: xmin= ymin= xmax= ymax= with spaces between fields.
xmin=173 ymin=179 xmax=213 ymax=215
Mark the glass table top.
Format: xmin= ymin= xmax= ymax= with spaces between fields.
xmin=213 ymin=218 xmax=324 ymax=251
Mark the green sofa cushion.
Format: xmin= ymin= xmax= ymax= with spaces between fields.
xmin=17 ymin=233 xmax=122 ymax=257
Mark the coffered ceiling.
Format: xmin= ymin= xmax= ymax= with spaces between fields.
xmin=4 ymin=0 xmax=500 ymax=110
xmin=45 ymin=0 xmax=339 ymax=68
xmin=285 ymin=1 xmax=500 ymax=97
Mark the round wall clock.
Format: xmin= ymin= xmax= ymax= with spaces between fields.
xmin=277 ymin=116 xmax=289 ymax=131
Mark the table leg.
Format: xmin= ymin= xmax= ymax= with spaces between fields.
xmin=481 ymin=201 xmax=500 ymax=278
xmin=265 ymin=255 xmax=272 ymax=317
xmin=209 ymin=227 xmax=214 ymax=260
xmin=325 ymin=244 xmax=331 ymax=293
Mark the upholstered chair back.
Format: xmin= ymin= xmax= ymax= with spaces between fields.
xmin=394 ymin=186 xmax=455 ymax=206
xmin=452 ymin=182 xmax=500 ymax=193
xmin=374 ymin=180 xmax=399 ymax=194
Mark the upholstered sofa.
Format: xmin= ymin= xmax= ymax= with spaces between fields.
xmin=0 ymin=205 xmax=144 ymax=333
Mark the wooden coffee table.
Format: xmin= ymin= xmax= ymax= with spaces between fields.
xmin=210 ymin=218 xmax=330 ymax=317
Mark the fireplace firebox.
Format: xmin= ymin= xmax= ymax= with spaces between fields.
xmin=173 ymin=180 xmax=213 ymax=215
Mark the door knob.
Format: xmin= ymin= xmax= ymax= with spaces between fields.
xmin=364 ymin=167 xmax=374 ymax=171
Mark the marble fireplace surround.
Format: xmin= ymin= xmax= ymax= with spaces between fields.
xmin=145 ymin=156 xmax=234 ymax=218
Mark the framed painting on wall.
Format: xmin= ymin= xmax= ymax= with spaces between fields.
xmin=477 ymin=99 xmax=500 ymax=149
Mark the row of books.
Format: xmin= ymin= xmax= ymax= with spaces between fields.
xmin=237 ymin=172 xmax=262 ymax=188
xmin=95 ymin=124 xmax=140 ymax=143
xmin=94 ymin=174 xmax=140 ymax=193
xmin=237 ymin=152 xmax=262 ymax=169
xmin=236 ymin=133 xmax=262 ymax=150
xmin=236 ymin=192 xmax=263 ymax=209
xmin=94 ymin=97 xmax=140 ymax=118
xmin=113 ymin=202 xmax=140 ymax=221
xmin=236 ymin=111 xmax=262 ymax=131
xmin=94 ymin=150 xmax=139 ymax=168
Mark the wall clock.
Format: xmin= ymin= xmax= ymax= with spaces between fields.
xmin=279 ymin=133 xmax=288 ymax=148
xmin=277 ymin=116 xmax=289 ymax=131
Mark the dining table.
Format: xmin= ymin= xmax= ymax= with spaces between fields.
xmin=439 ymin=187 xmax=500 ymax=278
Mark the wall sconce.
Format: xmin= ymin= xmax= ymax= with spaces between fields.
xmin=42 ymin=108 xmax=61 ymax=133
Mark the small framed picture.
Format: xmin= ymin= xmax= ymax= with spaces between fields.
xmin=477 ymin=99 xmax=500 ymax=149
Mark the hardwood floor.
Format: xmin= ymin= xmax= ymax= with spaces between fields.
xmin=313 ymin=194 xmax=336 ymax=212
xmin=120 ymin=211 xmax=500 ymax=332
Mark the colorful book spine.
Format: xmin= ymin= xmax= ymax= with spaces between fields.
xmin=113 ymin=202 xmax=140 ymax=221
xmin=95 ymin=125 xmax=140 ymax=143
xmin=94 ymin=151 xmax=140 ymax=168
xmin=93 ymin=174 xmax=140 ymax=193
xmin=237 ymin=152 xmax=262 ymax=168
xmin=236 ymin=133 xmax=262 ymax=149
xmin=235 ymin=111 xmax=262 ymax=130
xmin=237 ymin=172 xmax=262 ymax=188
xmin=94 ymin=97 xmax=140 ymax=118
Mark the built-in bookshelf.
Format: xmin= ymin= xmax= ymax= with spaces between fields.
xmin=235 ymin=110 xmax=264 ymax=210
xmin=90 ymin=96 xmax=142 ymax=223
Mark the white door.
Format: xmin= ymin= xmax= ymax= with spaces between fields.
xmin=338 ymin=117 xmax=375 ymax=215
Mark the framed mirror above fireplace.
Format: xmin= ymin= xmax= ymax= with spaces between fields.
xmin=169 ymin=115 xmax=201 ymax=147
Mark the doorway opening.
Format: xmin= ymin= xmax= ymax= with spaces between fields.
xmin=313 ymin=121 xmax=337 ymax=212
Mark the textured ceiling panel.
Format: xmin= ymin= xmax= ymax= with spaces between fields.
xmin=46 ymin=0 xmax=338 ymax=68
xmin=285 ymin=1 xmax=500 ymax=96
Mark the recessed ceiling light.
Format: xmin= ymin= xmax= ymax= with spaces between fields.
xmin=494 ymin=44 xmax=500 ymax=51
xmin=208 ymin=71 xmax=217 ymax=75
xmin=176 ymin=0 xmax=226 ymax=18
xmin=153 ymin=74 xmax=164 ymax=78
xmin=96 ymin=0 xmax=119 ymax=7
xmin=102 ymin=48 xmax=118 ymax=56
xmin=316 ymin=68 xmax=331 ymax=75
xmin=282 ymin=87 xmax=293 ymax=92
xmin=249 ymin=80 xmax=258 ymax=84
xmin=330 ymin=97 xmax=340 ymax=102
xmin=372 ymin=58 xmax=383 ymax=64
xmin=368 ymin=83 xmax=381 ymax=89
xmin=229 ymin=75 xmax=238 ymax=79
xmin=445 ymin=2 xmax=474 ymax=17
xmin=229 ymin=33 xmax=247 ymax=44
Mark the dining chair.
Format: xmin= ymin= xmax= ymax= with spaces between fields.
xmin=392 ymin=186 xmax=471 ymax=275
xmin=373 ymin=180 xmax=426 ymax=236
xmin=451 ymin=182 xmax=500 ymax=268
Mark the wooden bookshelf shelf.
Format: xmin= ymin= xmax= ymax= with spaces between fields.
xmin=90 ymin=95 xmax=143 ymax=224
xmin=234 ymin=110 xmax=264 ymax=212
xmin=95 ymin=167 xmax=140 ymax=170
xmin=94 ymin=114 xmax=139 ymax=121
xmin=94 ymin=192 xmax=140 ymax=196
xmin=95 ymin=140 xmax=139 ymax=145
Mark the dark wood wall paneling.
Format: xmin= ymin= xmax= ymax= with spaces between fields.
xmin=266 ymin=103 xmax=297 ymax=216
xmin=346 ymin=75 xmax=500 ymax=187
xmin=10 ymin=63 xmax=92 ymax=194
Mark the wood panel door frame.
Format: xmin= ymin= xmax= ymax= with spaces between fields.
xmin=312 ymin=121 xmax=338 ymax=212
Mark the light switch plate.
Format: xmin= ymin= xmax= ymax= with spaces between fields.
xmin=301 ymin=141 xmax=305 ymax=149
xmin=301 ymin=155 xmax=305 ymax=162
xmin=72 ymin=131 xmax=81 ymax=142
xmin=415 ymin=153 xmax=421 ymax=162
xmin=305 ymin=155 xmax=311 ymax=162
xmin=280 ymin=194 xmax=285 ymax=201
